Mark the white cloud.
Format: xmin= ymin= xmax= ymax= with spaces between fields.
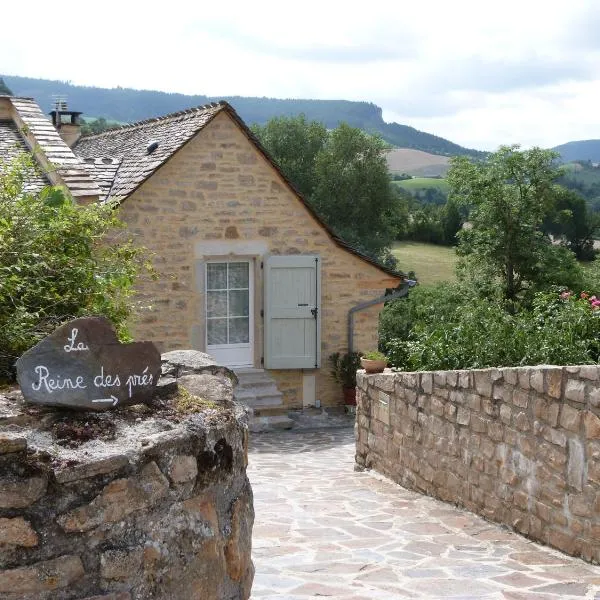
xmin=2 ymin=0 xmax=600 ymax=149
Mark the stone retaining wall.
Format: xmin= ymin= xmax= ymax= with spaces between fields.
xmin=0 ymin=354 xmax=254 ymax=599
xmin=355 ymin=365 xmax=600 ymax=563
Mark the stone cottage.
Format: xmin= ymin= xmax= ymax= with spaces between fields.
xmin=0 ymin=94 xmax=403 ymax=417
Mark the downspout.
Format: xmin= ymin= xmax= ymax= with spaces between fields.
xmin=347 ymin=281 xmax=413 ymax=353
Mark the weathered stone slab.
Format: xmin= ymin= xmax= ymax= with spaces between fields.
xmin=0 ymin=433 xmax=26 ymax=455
xmin=16 ymin=317 xmax=161 ymax=410
xmin=57 ymin=461 xmax=169 ymax=532
xmin=0 ymin=517 xmax=38 ymax=547
xmin=0 ymin=474 xmax=47 ymax=509
xmin=0 ymin=554 xmax=84 ymax=593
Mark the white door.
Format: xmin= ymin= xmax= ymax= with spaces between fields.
xmin=264 ymin=255 xmax=321 ymax=369
xmin=206 ymin=261 xmax=253 ymax=367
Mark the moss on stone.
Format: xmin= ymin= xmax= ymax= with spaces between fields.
xmin=175 ymin=387 xmax=218 ymax=414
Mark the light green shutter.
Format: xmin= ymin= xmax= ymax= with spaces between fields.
xmin=264 ymin=255 xmax=320 ymax=369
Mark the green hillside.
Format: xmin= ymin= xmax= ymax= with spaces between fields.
xmin=395 ymin=178 xmax=449 ymax=193
xmin=2 ymin=75 xmax=484 ymax=158
xmin=553 ymin=140 xmax=600 ymax=163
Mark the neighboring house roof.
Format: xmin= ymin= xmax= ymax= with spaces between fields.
xmin=74 ymin=101 xmax=404 ymax=279
xmin=0 ymin=119 xmax=49 ymax=192
xmin=0 ymin=96 xmax=102 ymax=201
xmin=74 ymin=104 xmax=223 ymax=201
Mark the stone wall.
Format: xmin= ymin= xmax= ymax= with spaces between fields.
xmin=119 ymin=110 xmax=400 ymax=408
xmin=0 ymin=358 xmax=254 ymax=599
xmin=355 ymin=365 xmax=600 ymax=563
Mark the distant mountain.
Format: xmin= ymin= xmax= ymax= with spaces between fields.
xmin=2 ymin=74 xmax=485 ymax=158
xmin=553 ymin=140 xmax=600 ymax=163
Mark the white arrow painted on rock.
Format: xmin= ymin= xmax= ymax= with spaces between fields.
xmin=92 ymin=395 xmax=119 ymax=407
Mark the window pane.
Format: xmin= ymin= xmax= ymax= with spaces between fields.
xmin=229 ymin=317 xmax=249 ymax=343
xmin=229 ymin=290 xmax=249 ymax=317
xmin=207 ymin=263 xmax=227 ymax=290
xmin=206 ymin=291 xmax=227 ymax=318
xmin=228 ymin=262 xmax=249 ymax=289
xmin=207 ymin=318 xmax=227 ymax=345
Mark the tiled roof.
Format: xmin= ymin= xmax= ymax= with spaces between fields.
xmin=75 ymin=101 xmax=403 ymax=279
xmin=74 ymin=103 xmax=223 ymax=201
xmin=8 ymin=97 xmax=101 ymax=200
xmin=0 ymin=119 xmax=49 ymax=192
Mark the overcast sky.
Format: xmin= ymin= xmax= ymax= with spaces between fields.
xmin=2 ymin=0 xmax=599 ymax=150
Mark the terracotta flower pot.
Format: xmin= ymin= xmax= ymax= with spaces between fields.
xmin=360 ymin=358 xmax=387 ymax=374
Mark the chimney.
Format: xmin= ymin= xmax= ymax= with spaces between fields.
xmin=49 ymin=98 xmax=82 ymax=147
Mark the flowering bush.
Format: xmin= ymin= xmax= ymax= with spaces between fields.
xmin=381 ymin=284 xmax=600 ymax=371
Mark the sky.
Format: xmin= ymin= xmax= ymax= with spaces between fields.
xmin=1 ymin=0 xmax=599 ymax=151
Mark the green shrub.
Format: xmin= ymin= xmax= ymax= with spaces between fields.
xmin=381 ymin=283 xmax=600 ymax=371
xmin=0 ymin=155 xmax=150 ymax=381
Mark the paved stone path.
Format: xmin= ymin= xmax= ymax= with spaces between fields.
xmin=248 ymin=428 xmax=600 ymax=599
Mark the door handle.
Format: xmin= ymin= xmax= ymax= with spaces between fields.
xmin=298 ymin=303 xmax=308 ymax=306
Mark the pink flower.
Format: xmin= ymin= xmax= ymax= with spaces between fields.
xmin=581 ymin=292 xmax=590 ymax=299
xmin=592 ymin=300 xmax=600 ymax=308
xmin=591 ymin=296 xmax=597 ymax=302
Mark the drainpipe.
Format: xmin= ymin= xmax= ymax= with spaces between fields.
xmin=347 ymin=281 xmax=414 ymax=353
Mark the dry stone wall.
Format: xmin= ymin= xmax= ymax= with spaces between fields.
xmin=0 ymin=355 xmax=253 ymax=599
xmin=355 ymin=365 xmax=600 ymax=563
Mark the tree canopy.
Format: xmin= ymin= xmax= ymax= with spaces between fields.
xmin=253 ymin=116 xmax=398 ymax=265
xmin=448 ymin=145 xmax=584 ymax=303
xmin=0 ymin=155 xmax=150 ymax=380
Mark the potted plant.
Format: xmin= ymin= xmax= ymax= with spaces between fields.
xmin=360 ymin=350 xmax=388 ymax=374
xmin=329 ymin=351 xmax=362 ymax=405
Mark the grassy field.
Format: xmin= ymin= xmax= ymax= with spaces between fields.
xmin=394 ymin=178 xmax=450 ymax=193
xmin=392 ymin=241 xmax=458 ymax=285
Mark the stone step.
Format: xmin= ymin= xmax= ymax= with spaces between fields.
xmin=235 ymin=381 xmax=281 ymax=394
xmin=249 ymin=415 xmax=294 ymax=433
xmin=233 ymin=368 xmax=284 ymax=413
xmin=252 ymin=406 xmax=290 ymax=417
xmin=242 ymin=395 xmax=284 ymax=410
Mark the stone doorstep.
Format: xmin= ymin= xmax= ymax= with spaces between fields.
xmin=249 ymin=414 xmax=294 ymax=433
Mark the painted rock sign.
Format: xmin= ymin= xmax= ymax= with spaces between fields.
xmin=16 ymin=317 xmax=161 ymax=410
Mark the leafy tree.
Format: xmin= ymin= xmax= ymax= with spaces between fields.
xmin=0 ymin=155 xmax=150 ymax=381
xmin=312 ymin=123 xmax=396 ymax=259
xmin=543 ymin=187 xmax=598 ymax=261
xmin=251 ymin=115 xmax=327 ymax=198
xmin=80 ymin=117 xmax=121 ymax=136
xmin=448 ymin=145 xmax=582 ymax=303
xmin=254 ymin=117 xmax=397 ymax=264
xmin=0 ymin=78 xmax=12 ymax=96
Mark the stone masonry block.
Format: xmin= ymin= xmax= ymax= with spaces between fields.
xmin=565 ymin=379 xmax=586 ymax=403
xmin=0 ymin=517 xmax=38 ymax=547
xmin=560 ymin=405 xmax=581 ymax=432
xmin=583 ymin=411 xmax=600 ymax=439
xmin=518 ymin=368 xmax=531 ymax=389
xmin=458 ymin=371 xmax=471 ymax=388
xmin=456 ymin=407 xmax=470 ymax=426
xmin=0 ymin=433 xmax=27 ymax=455
xmin=0 ymin=474 xmax=47 ymax=509
xmin=168 ymin=454 xmax=199 ymax=484
xmin=0 ymin=555 xmax=84 ymax=594
xmin=546 ymin=368 xmax=563 ymax=399
xmin=512 ymin=389 xmax=529 ymax=409
xmin=530 ymin=370 xmax=544 ymax=393
xmin=578 ymin=366 xmax=599 ymax=380
xmin=474 ymin=371 xmax=492 ymax=397
xmin=100 ymin=547 xmax=144 ymax=581
xmin=58 ymin=461 xmax=169 ymax=533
